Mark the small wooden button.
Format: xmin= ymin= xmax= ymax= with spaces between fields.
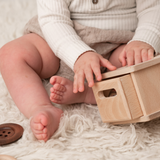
xmin=0 ymin=123 xmax=24 ymax=146
xmin=92 ymin=0 xmax=98 ymax=4
xmin=0 ymin=155 xmax=17 ymax=160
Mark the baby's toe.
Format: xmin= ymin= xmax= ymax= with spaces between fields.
xmin=50 ymin=76 xmax=56 ymax=85
xmin=52 ymin=89 xmax=63 ymax=96
xmin=32 ymin=127 xmax=46 ymax=134
xmin=35 ymin=133 xmax=48 ymax=141
xmin=31 ymin=122 xmax=44 ymax=131
xmin=50 ymin=93 xmax=62 ymax=101
xmin=50 ymin=87 xmax=54 ymax=93
xmin=53 ymin=84 xmax=66 ymax=92
xmin=51 ymin=98 xmax=62 ymax=104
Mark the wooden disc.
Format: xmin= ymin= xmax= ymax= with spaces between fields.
xmin=0 ymin=155 xmax=17 ymax=160
xmin=0 ymin=123 xmax=24 ymax=146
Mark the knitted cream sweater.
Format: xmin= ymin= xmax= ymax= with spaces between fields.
xmin=37 ymin=0 xmax=160 ymax=70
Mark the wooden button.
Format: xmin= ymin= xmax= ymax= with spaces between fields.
xmin=0 ymin=123 xmax=24 ymax=146
xmin=0 ymin=155 xmax=17 ymax=160
xmin=92 ymin=0 xmax=98 ymax=4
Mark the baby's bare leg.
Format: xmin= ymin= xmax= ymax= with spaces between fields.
xmin=0 ymin=33 xmax=63 ymax=141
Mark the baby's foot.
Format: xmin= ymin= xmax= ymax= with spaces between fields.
xmin=30 ymin=106 xmax=63 ymax=142
xmin=50 ymin=76 xmax=96 ymax=105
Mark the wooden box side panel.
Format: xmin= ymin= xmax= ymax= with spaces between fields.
xmin=131 ymin=63 xmax=160 ymax=115
xmin=120 ymin=75 xmax=143 ymax=119
xmin=92 ymin=77 xmax=132 ymax=122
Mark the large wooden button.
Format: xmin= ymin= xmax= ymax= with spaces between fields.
xmin=0 ymin=123 xmax=24 ymax=146
xmin=0 ymin=155 xmax=17 ymax=160
xmin=92 ymin=0 xmax=98 ymax=4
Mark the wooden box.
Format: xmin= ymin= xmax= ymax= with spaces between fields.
xmin=92 ymin=56 xmax=160 ymax=124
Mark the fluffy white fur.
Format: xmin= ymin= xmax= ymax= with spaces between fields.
xmin=1 ymin=0 xmax=160 ymax=159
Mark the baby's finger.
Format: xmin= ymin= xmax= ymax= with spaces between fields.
xmin=84 ymin=66 xmax=94 ymax=87
xmin=91 ymin=63 xmax=102 ymax=81
xmin=141 ymin=49 xmax=148 ymax=62
xmin=73 ymin=74 xmax=78 ymax=93
xmin=148 ymin=49 xmax=154 ymax=60
xmin=126 ymin=50 xmax=134 ymax=66
xmin=76 ymin=70 xmax=85 ymax=92
xmin=135 ymin=50 xmax=142 ymax=64
xmin=100 ymin=58 xmax=116 ymax=71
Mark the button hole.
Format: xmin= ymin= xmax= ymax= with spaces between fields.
xmin=3 ymin=131 xmax=5 ymax=133
xmin=8 ymin=132 xmax=11 ymax=134
xmin=92 ymin=0 xmax=98 ymax=4
xmin=5 ymin=135 xmax=8 ymax=137
xmin=0 ymin=134 xmax=2 ymax=136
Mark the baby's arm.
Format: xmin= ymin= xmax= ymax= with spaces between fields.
xmin=37 ymin=0 xmax=116 ymax=92
xmin=119 ymin=0 xmax=160 ymax=66
xmin=37 ymin=0 xmax=95 ymax=70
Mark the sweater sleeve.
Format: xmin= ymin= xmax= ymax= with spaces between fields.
xmin=37 ymin=0 xmax=95 ymax=70
xmin=129 ymin=0 xmax=160 ymax=54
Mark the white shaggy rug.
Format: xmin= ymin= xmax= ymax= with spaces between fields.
xmin=1 ymin=0 xmax=160 ymax=159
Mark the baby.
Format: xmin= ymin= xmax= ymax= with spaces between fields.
xmin=0 ymin=0 xmax=159 ymax=142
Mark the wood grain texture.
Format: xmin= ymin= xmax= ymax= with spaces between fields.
xmin=131 ymin=63 xmax=160 ymax=116
xmin=102 ymin=56 xmax=160 ymax=80
xmin=120 ymin=75 xmax=143 ymax=119
xmin=93 ymin=76 xmax=132 ymax=122
xmin=112 ymin=110 xmax=160 ymax=125
xmin=93 ymin=56 xmax=160 ymax=124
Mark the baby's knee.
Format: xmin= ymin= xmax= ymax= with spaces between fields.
xmin=0 ymin=41 xmax=23 ymax=71
xmin=113 ymin=44 xmax=126 ymax=55
xmin=0 ymin=44 xmax=11 ymax=70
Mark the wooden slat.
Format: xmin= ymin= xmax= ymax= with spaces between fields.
xmin=102 ymin=56 xmax=160 ymax=80
xmin=112 ymin=110 xmax=160 ymax=125
xmin=120 ymin=75 xmax=143 ymax=119
xmin=131 ymin=63 xmax=160 ymax=116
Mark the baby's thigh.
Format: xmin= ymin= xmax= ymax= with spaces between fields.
xmin=109 ymin=44 xmax=126 ymax=68
xmin=0 ymin=33 xmax=60 ymax=79
xmin=24 ymin=33 xmax=60 ymax=78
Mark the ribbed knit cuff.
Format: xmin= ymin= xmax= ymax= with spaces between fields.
xmin=129 ymin=27 xmax=160 ymax=54
xmin=57 ymin=40 xmax=95 ymax=70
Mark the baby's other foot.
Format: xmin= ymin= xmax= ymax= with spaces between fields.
xmin=30 ymin=106 xmax=63 ymax=142
xmin=50 ymin=76 xmax=96 ymax=105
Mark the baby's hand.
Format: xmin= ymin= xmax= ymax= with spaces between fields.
xmin=73 ymin=51 xmax=116 ymax=93
xmin=119 ymin=41 xmax=154 ymax=66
